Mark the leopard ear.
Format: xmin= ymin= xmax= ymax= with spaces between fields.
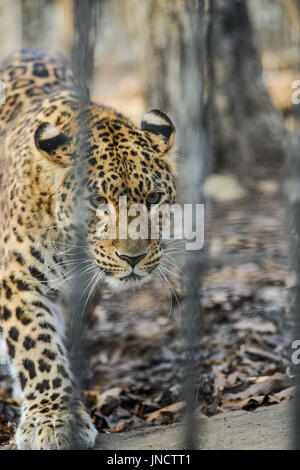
xmin=34 ymin=122 xmax=74 ymax=167
xmin=141 ymin=109 xmax=175 ymax=153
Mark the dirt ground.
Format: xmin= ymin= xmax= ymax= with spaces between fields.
xmin=1 ymin=401 xmax=293 ymax=450
xmin=0 ymin=165 xmax=293 ymax=448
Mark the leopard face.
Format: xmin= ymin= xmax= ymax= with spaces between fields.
xmin=34 ymin=97 xmax=176 ymax=290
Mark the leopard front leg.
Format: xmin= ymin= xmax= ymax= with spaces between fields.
xmin=0 ymin=276 xmax=97 ymax=450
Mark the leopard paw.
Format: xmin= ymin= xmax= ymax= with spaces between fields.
xmin=16 ymin=402 xmax=97 ymax=450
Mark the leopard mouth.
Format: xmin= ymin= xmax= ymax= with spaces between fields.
xmin=101 ymin=258 xmax=161 ymax=291
xmin=121 ymin=273 xmax=141 ymax=281
xmin=103 ymin=269 xmax=152 ymax=290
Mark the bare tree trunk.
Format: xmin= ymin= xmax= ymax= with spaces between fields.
xmin=207 ymin=0 xmax=288 ymax=170
xmin=135 ymin=0 xmax=209 ymax=201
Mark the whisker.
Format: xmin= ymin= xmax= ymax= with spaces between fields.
xmin=158 ymin=265 xmax=182 ymax=320
xmin=154 ymin=270 xmax=173 ymax=317
xmin=52 ymin=240 xmax=90 ymax=255
xmin=44 ymin=263 xmax=97 ymax=291
xmin=160 ymin=262 xmax=182 ymax=279
xmin=161 ymin=255 xmax=187 ymax=278
xmin=48 ymin=258 xmax=91 ymax=270
xmin=81 ymin=269 xmax=104 ymax=322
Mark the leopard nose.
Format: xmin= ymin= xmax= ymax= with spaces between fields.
xmin=116 ymin=251 xmax=148 ymax=267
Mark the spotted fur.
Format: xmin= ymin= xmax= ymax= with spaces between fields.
xmin=0 ymin=49 xmax=176 ymax=449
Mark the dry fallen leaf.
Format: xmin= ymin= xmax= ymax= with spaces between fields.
xmin=222 ymin=395 xmax=265 ymax=410
xmin=213 ymin=370 xmax=227 ymax=395
xmin=233 ymin=319 xmax=277 ymax=334
xmin=0 ymin=417 xmax=12 ymax=444
xmin=84 ymin=387 xmax=123 ymax=410
xmin=245 ymin=347 xmax=282 ymax=363
xmin=221 ymin=373 xmax=290 ymax=409
xmin=222 ymin=385 xmax=295 ymax=410
xmin=109 ymin=420 xmax=127 ymax=433
xmin=268 ymin=386 xmax=296 ymax=403
xmin=225 ymin=371 xmax=243 ymax=389
xmin=145 ymin=401 xmax=185 ymax=423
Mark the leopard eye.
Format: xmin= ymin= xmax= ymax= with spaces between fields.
xmin=87 ymin=195 xmax=107 ymax=209
xmin=146 ymin=192 xmax=163 ymax=206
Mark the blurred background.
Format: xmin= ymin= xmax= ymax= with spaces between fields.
xmin=0 ymin=0 xmax=298 ymax=445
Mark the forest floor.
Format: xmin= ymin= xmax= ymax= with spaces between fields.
xmin=0 ymin=166 xmax=293 ymax=448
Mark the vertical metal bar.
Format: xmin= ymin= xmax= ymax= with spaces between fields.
xmin=181 ymin=0 xmax=208 ymax=450
xmin=71 ymin=0 xmax=100 ymax=96
xmin=291 ymin=142 xmax=300 ymax=449
xmin=182 ymin=254 xmax=204 ymax=450
xmin=68 ymin=0 xmax=100 ymax=388
xmin=20 ymin=0 xmax=46 ymax=47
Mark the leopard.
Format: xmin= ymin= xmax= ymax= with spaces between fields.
xmin=0 ymin=49 xmax=176 ymax=449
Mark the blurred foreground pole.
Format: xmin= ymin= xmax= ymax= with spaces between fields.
xmin=134 ymin=0 xmax=210 ymax=448
xmin=68 ymin=0 xmax=100 ymax=387
xmin=291 ymin=136 xmax=300 ymax=449
xmin=180 ymin=1 xmax=208 ymax=450
xmin=284 ymin=1 xmax=300 ymax=451
xmin=21 ymin=0 xmax=49 ymax=46
xmin=71 ymin=0 xmax=101 ymax=93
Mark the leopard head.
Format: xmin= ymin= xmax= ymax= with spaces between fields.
xmin=34 ymin=93 xmax=176 ymax=289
